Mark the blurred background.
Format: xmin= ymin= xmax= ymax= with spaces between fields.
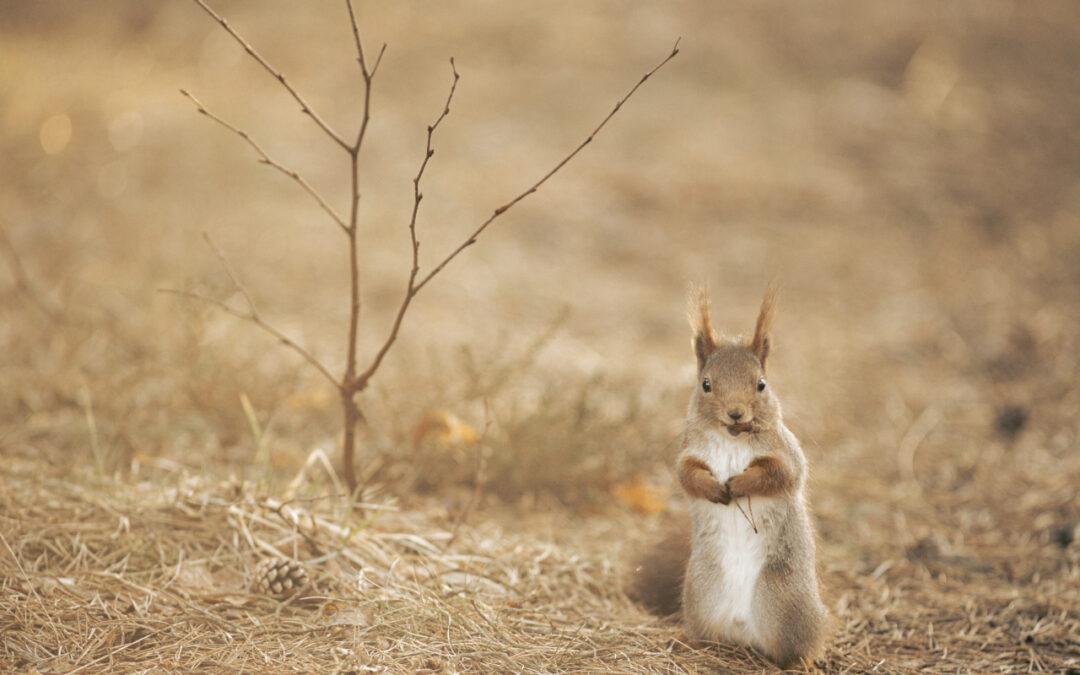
xmin=2 ymin=0 xmax=1079 ymax=572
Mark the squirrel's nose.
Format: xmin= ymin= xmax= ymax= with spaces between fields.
xmin=728 ymin=410 xmax=743 ymax=421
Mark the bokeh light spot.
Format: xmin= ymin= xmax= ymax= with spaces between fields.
xmin=40 ymin=113 xmax=72 ymax=155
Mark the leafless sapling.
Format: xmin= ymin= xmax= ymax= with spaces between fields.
xmin=165 ymin=0 xmax=679 ymax=494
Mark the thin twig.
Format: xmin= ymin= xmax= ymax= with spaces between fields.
xmin=344 ymin=0 xmax=385 ymax=157
xmin=179 ymin=89 xmax=348 ymax=234
xmin=189 ymin=0 xmax=349 ymax=151
xmin=158 ymin=233 xmax=338 ymax=388
xmin=735 ymin=496 xmax=758 ymax=534
xmin=417 ymin=38 xmax=681 ymax=294
xmin=158 ymin=288 xmax=337 ymax=389
xmin=411 ymin=58 xmax=460 ymax=271
xmin=344 ymin=0 xmax=387 ymax=82
xmin=354 ymin=59 xmax=459 ymax=389
xmin=356 ymin=40 xmax=681 ymax=389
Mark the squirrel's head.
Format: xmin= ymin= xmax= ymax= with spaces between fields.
xmin=687 ymin=285 xmax=780 ymax=437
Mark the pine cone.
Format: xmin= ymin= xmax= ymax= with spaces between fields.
xmin=253 ymin=558 xmax=309 ymax=599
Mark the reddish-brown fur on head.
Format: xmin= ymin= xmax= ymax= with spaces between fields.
xmin=750 ymin=285 xmax=777 ymax=373
xmin=687 ymin=286 xmax=780 ymax=436
xmin=687 ymin=284 xmax=717 ymax=372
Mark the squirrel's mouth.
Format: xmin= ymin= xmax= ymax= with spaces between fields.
xmin=725 ymin=421 xmax=755 ymax=436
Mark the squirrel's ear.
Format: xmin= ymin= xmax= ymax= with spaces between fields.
xmin=688 ymin=284 xmax=717 ymax=372
xmin=750 ymin=286 xmax=777 ymax=372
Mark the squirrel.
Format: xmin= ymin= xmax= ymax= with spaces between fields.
xmin=629 ymin=286 xmax=828 ymax=669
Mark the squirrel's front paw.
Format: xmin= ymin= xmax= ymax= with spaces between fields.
xmin=725 ymin=475 xmax=746 ymax=500
xmin=708 ymin=481 xmax=732 ymax=505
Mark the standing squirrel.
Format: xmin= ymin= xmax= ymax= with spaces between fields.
xmin=629 ymin=287 xmax=828 ymax=668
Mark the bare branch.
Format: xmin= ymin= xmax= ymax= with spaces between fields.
xmin=344 ymin=1 xmax=386 ymax=80
xmin=344 ymin=0 xmax=366 ymax=70
xmin=181 ymin=90 xmax=348 ymax=235
xmin=342 ymin=2 xmax=388 ymax=392
xmin=417 ymin=38 xmax=681 ymax=294
xmin=159 ymin=287 xmax=338 ymax=387
xmin=159 ymin=235 xmax=339 ymax=389
xmin=370 ymin=43 xmax=388 ymax=78
xmin=190 ymin=0 xmax=349 ymax=151
xmin=410 ymin=58 xmax=461 ymax=269
xmin=356 ymin=41 xmax=680 ymax=388
xmin=354 ymin=59 xmax=460 ymax=389
xmin=343 ymin=0 xmax=387 ymax=157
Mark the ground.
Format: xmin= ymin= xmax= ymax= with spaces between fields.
xmin=2 ymin=1 xmax=1079 ymax=673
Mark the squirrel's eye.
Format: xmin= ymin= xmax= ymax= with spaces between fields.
xmin=702 ymin=378 xmax=712 ymax=393
xmin=757 ymin=378 xmax=766 ymax=392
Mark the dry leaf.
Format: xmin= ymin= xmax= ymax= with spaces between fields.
xmin=286 ymin=386 xmax=332 ymax=411
xmin=412 ymin=410 xmax=478 ymax=449
xmin=613 ymin=474 xmax=667 ymax=515
xmin=270 ymin=450 xmax=300 ymax=471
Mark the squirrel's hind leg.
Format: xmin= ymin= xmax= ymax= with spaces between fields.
xmin=751 ymin=564 xmax=828 ymax=669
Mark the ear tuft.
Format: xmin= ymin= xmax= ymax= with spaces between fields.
xmin=688 ymin=283 xmax=717 ymax=371
xmin=750 ymin=285 xmax=778 ymax=372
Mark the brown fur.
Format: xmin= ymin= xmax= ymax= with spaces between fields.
xmin=678 ymin=455 xmax=730 ymax=504
xmin=750 ymin=285 xmax=777 ymax=372
xmin=630 ymin=286 xmax=829 ymax=668
xmin=688 ymin=284 xmax=718 ymax=371
xmin=726 ymin=454 xmax=794 ymax=499
xmin=624 ymin=515 xmax=691 ymax=617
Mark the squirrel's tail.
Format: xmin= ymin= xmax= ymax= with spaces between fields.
xmin=625 ymin=513 xmax=690 ymax=616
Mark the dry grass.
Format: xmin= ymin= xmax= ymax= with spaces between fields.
xmin=2 ymin=444 xmax=1078 ymax=673
xmin=3 ymin=1 xmax=1080 ymax=673
xmin=0 ymin=452 xmax=726 ymax=674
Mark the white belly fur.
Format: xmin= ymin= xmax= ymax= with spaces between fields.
xmin=685 ymin=430 xmax=774 ymax=645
